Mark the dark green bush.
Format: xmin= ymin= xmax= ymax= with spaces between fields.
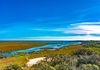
xmin=36 ymin=49 xmax=100 ymax=70
xmin=4 ymin=64 xmax=23 ymax=70
xmin=45 ymin=55 xmax=66 ymax=67
xmin=79 ymin=64 xmax=100 ymax=70
xmin=82 ymin=41 xmax=100 ymax=48
xmin=36 ymin=63 xmax=55 ymax=70
xmin=73 ymin=49 xmax=93 ymax=55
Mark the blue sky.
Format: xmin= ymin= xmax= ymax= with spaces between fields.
xmin=0 ymin=0 xmax=100 ymax=40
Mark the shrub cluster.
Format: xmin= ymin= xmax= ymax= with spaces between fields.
xmin=4 ymin=64 xmax=23 ymax=70
xmin=81 ymin=41 xmax=100 ymax=48
xmin=36 ymin=49 xmax=100 ymax=70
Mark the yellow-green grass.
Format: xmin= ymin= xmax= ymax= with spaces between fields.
xmin=0 ymin=55 xmax=28 ymax=68
xmin=0 ymin=44 xmax=81 ymax=68
xmin=0 ymin=42 xmax=49 ymax=52
xmin=28 ymin=44 xmax=82 ymax=58
xmin=27 ymin=44 xmax=100 ymax=60
xmin=83 ymin=47 xmax=100 ymax=55
xmin=1 ymin=44 xmax=100 ymax=69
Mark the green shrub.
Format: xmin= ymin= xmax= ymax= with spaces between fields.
xmin=79 ymin=64 xmax=100 ymax=70
xmin=73 ymin=49 xmax=93 ymax=55
xmin=36 ymin=63 xmax=55 ymax=70
xmin=82 ymin=41 xmax=100 ymax=48
xmin=54 ymin=62 xmax=67 ymax=70
xmin=4 ymin=64 xmax=23 ymax=70
xmin=45 ymin=55 xmax=66 ymax=67
xmin=36 ymin=50 xmax=100 ymax=70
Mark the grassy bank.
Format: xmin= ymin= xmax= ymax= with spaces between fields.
xmin=0 ymin=42 xmax=49 ymax=52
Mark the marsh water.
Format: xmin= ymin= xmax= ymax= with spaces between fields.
xmin=0 ymin=41 xmax=81 ymax=56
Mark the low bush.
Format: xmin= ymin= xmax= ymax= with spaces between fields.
xmin=4 ymin=64 xmax=23 ymax=70
xmin=36 ymin=49 xmax=100 ymax=70
xmin=82 ymin=41 xmax=100 ymax=48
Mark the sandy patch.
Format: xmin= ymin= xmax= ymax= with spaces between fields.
xmin=26 ymin=57 xmax=45 ymax=67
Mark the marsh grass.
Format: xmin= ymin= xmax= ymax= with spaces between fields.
xmin=0 ymin=42 xmax=49 ymax=52
xmin=28 ymin=44 xmax=81 ymax=58
xmin=0 ymin=41 xmax=100 ymax=70
xmin=0 ymin=44 xmax=81 ymax=68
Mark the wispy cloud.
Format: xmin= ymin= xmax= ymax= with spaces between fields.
xmin=32 ymin=22 xmax=100 ymax=35
xmin=70 ymin=22 xmax=100 ymax=35
xmin=1 ymin=22 xmax=100 ymax=40
xmin=29 ymin=22 xmax=100 ymax=40
xmin=1 ymin=35 xmax=100 ymax=41
xmin=70 ymin=22 xmax=100 ymax=25
xmin=22 ymin=35 xmax=100 ymax=40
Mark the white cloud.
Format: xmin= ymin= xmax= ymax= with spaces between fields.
xmin=64 ymin=24 xmax=100 ymax=34
xmin=63 ymin=29 xmax=87 ymax=34
xmin=22 ymin=35 xmax=100 ymax=40
xmin=51 ymin=22 xmax=100 ymax=35
xmin=69 ymin=22 xmax=100 ymax=35
xmin=29 ymin=22 xmax=100 ymax=40
xmin=66 ymin=35 xmax=100 ymax=40
xmin=1 ymin=35 xmax=100 ymax=41
xmin=77 ymin=25 xmax=100 ymax=34
xmin=33 ymin=22 xmax=100 ymax=35
xmin=70 ymin=22 xmax=100 ymax=25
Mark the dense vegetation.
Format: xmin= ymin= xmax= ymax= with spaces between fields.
xmin=34 ymin=41 xmax=100 ymax=70
xmin=35 ymin=49 xmax=100 ymax=70
xmin=2 ymin=48 xmax=99 ymax=70
xmin=0 ymin=41 xmax=100 ymax=70
xmin=82 ymin=41 xmax=100 ymax=48
xmin=0 ymin=44 xmax=80 ymax=68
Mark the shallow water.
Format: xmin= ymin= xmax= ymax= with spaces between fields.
xmin=0 ymin=41 xmax=81 ymax=56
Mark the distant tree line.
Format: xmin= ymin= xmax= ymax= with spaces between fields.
xmin=81 ymin=41 xmax=100 ymax=48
